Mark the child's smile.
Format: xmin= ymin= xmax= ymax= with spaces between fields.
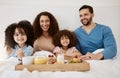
xmin=13 ymin=28 xmax=27 ymax=47
xmin=60 ymin=36 xmax=70 ymax=47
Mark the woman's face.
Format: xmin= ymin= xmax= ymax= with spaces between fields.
xmin=13 ymin=28 xmax=27 ymax=47
xmin=60 ymin=35 xmax=70 ymax=47
xmin=39 ymin=15 xmax=50 ymax=32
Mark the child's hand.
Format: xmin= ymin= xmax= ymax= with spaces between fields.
xmin=16 ymin=49 xmax=24 ymax=59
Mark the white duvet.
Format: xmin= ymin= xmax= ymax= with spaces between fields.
xmin=0 ymin=51 xmax=120 ymax=78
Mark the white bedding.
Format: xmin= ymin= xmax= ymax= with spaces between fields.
xmin=0 ymin=52 xmax=120 ymax=78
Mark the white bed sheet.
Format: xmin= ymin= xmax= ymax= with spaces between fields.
xmin=0 ymin=52 xmax=120 ymax=78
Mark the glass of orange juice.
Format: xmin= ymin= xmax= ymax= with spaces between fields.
xmin=34 ymin=55 xmax=47 ymax=64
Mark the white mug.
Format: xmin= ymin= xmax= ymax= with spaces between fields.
xmin=22 ymin=56 xmax=34 ymax=65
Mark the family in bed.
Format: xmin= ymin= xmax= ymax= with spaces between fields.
xmin=4 ymin=5 xmax=117 ymax=61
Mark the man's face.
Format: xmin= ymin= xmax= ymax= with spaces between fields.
xmin=79 ymin=9 xmax=94 ymax=26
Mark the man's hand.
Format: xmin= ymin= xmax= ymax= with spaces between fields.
xmin=80 ymin=52 xmax=104 ymax=60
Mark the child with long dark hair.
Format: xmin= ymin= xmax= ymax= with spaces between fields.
xmin=5 ymin=20 xmax=34 ymax=59
xmin=53 ymin=29 xmax=82 ymax=58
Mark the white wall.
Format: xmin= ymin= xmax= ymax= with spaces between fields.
xmin=0 ymin=0 xmax=120 ymax=58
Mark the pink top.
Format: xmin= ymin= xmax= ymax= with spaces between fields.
xmin=53 ymin=46 xmax=78 ymax=54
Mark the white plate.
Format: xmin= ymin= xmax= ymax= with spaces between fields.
xmin=33 ymin=50 xmax=56 ymax=58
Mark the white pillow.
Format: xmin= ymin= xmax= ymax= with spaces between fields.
xmin=92 ymin=49 xmax=104 ymax=54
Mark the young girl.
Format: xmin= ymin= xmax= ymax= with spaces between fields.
xmin=53 ymin=29 xmax=82 ymax=59
xmin=5 ymin=20 xmax=34 ymax=59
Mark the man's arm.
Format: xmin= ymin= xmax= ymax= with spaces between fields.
xmin=101 ymin=26 xmax=117 ymax=59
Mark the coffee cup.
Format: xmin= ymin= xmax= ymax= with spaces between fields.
xmin=22 ymin=56 xmax=34 ymax=65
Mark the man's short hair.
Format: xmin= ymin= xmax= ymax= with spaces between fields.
xmin=79 ymin=5 xmax=94 ymax=14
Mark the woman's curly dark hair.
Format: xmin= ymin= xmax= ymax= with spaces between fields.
xmin=33 ymin=11 xmax=59 ymax=40
xmin=53 ymin=29 xmax=77 ymax=48
xmin=5 ymin=20 xmax=34 ymax=49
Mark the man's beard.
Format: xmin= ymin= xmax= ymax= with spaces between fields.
xmin=81 ymin=17 xmax=92 ymax=26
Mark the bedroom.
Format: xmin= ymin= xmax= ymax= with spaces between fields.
xmin=0 ymin=0 xmax=120 ymax=78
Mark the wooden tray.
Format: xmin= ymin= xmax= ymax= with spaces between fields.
xmin=15 ymin=61 xmax=90 ymax=72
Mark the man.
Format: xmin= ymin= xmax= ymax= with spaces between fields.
xmin=74 ymin=5 xmax=117 ymax=60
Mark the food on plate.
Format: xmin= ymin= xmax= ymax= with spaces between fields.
xmin=69 ymin=55 xmax=82 ymax=63
xmin=47 ymin=54 xmax=56 ymax=64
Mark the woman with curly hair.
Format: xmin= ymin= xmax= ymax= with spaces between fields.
xmin=53 ymin=29 xmax=82 ymax=58
xmin=33 ymin=11 xmax=59 ymax=52
xmin=4 ymin=20 xmax=34 ymax=59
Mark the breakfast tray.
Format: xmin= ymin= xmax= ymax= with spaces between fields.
xmin=15 ymin=61 xmax=90 ymax=72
